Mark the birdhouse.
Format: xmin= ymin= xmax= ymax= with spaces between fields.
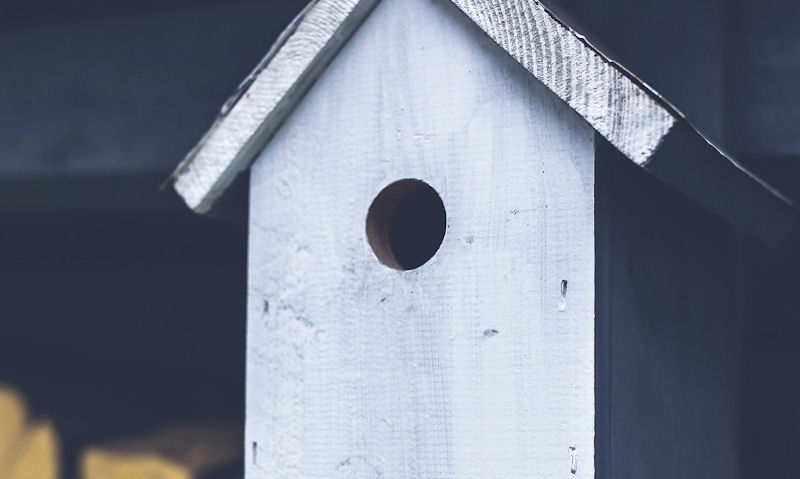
xmin=171 ymin=0 xmax=798 ymax=477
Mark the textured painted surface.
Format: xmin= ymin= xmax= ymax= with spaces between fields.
xmin=246 ymin=0 xmax=594 ymax=477
xmin=543 ymin=0 xmax=726 ymax=147
xmin=173 ymin=0 xmax=379 ymax=212
xmin=173 ymin=0 xmax=674 ymax=214
xmin=450 ymin=0 xmax=675 ymax=164
xmin=171 ymin=0 xmax=796 ymax=248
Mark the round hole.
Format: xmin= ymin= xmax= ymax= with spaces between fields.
xmin=366 ymin=179 xmax=446 ymax=270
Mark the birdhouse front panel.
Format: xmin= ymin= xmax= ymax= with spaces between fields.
xmin=245 ymin=0 xmax=594 ymax=477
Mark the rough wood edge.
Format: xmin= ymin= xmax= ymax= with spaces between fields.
xmin=451 ymin=0 xmax=798 ymax=243
xmin=172 ymin=0 xmax=380 ymax=213
xmin=171 ymin=0 xmax=798 ymax=244
xmin=450 ymin=0 xmax=677 ymax=164
xmin=173 ymin=0 xmax=677 ymax=214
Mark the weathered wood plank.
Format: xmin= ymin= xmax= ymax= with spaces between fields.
xmin=173 ymin=0 xmax=797 ymax=246
xmin=246 ymin=0 xmax=594 ymax=477
xmin=542 ymin=0 xmax=727 ymax=147
xmin=173 ymin=0 xmax=379 ymax=213
xmin=449 ymin=0 xmax=675 ymax=165
xmin=450 ymin=0 xmax=797 ymax=245
xmin=173 ymin=0 xmax=672 ymax=213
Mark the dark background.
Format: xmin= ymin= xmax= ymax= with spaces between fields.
xmin=0 ymin=0 xmax=797 ymax=477
xmin=0 ymin=2 xmax=308 ymax=477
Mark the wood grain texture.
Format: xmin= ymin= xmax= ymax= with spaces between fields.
xmin=451 ymin=0 xmax=797 ymax=243
xmin=451 ymin=0 xmax=797 ymax=244
xmin=172 ymin=0 xmax=797 ymax=246
xmin=543 ymin=0 xmax=727 ymax=147
xmin=450 ymin=0 xmax=676 ymax=164
xmin=172 ymin=0 xmax=672 ymax=214
xmin=246 ymin=0 xmax=594 ymax=477
xmin=172 ymin=0 xmax=379 ymax=213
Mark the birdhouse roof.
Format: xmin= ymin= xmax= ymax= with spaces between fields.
xmin=170 ymin=0 xmax=797 ymax=244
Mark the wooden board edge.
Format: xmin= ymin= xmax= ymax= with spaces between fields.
xmin=171 ymin=0 xmax=797 ymax=246
xmin=451 ymin=0 xmax=797 ymax=245
xmin=645 ymin=121 xmax=799 ymax=247
xmin=172 ymin=0 xmax=380 ymax=213
xmin=449 ymin=0 xmax=678 ymax=165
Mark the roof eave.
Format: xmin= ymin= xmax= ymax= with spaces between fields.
xmin=172 ymin=0 xmax=799 ymax=245
xmin=172 ymin=0 xmax=380 ymax=213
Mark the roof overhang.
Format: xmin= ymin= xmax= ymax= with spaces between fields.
xmin=171 ymin=0 xmax=798 ymax=245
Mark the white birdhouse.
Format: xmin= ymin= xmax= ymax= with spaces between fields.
xmin=171 ymin=0 xmax=798 ymax=477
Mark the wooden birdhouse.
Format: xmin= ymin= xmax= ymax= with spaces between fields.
xmin=171 ymin=0 xmax=798 ymax=477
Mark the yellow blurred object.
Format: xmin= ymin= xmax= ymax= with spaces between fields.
xmin=81 ymin=452 xmax=190 ymax=479
xmin=80 ymin=422 xmax=240 ymax=479
xmin=0 ymin=421 xmax=60 ymax=479
xmin=0 ymin=386 xmax=28 ymax=462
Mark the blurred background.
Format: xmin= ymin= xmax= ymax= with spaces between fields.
xmin=0 ymin=0 xmax=797 ymax=478
xmin=0 ymin=1 xmax=307 ymax=477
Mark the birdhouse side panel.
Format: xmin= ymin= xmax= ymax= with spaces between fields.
xmin=595 ymin=141 xmax=747 ymax=478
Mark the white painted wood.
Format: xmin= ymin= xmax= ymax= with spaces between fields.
xmin=172 ymin=0 xmax=379 ymax=213
xmin=172 ymin=0 xmax=673 ymax=213
xmin=170 ymin=0 xmax=797 ymax=247
xmin=450 ymin=0 xmax=675 ymax=164
xmin=245 ymin=0 xmax=594 ymax=477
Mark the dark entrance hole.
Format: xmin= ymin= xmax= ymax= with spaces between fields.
xmin=366 ymin=179 xmax=446 ymax=270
